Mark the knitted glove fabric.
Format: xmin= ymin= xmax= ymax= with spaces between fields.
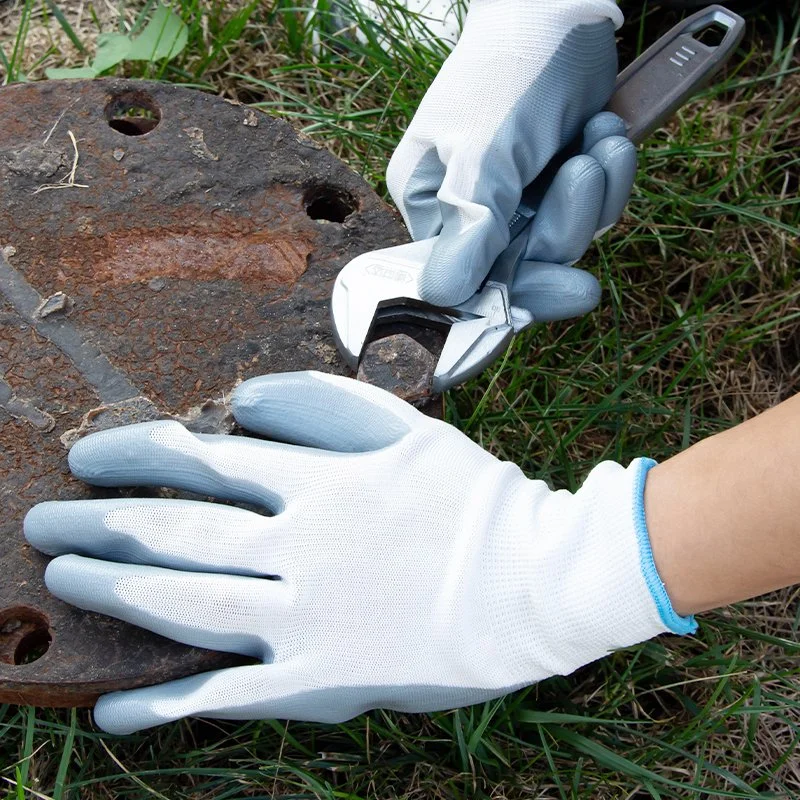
xmin=387 ymin=0 xmax=633 ymax=308
xmin=25 ymin=372 xmax=694 ymax=735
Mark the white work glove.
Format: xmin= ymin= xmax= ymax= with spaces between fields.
xmin=387 ymin=0 xmax=637 ymax=316
xmin=25 ymin=372 xmax=695 ymax=735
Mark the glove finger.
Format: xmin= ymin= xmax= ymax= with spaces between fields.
xmin=587 ymin=135 xmax=637 ymax=234
xmin=581 ymin=111 xmax=627 ymax=153
xmin=387 ymin=140 xmax=445 ymax=240
xmin=232 ymin=371 xmax=427 ymax=452
xmin=66 ymin=419 xmax=336 ymax=509
xmin=45 ymin=555 xmax=289 ymax=659
xmin=92 ymin=662 xmax=351 ymax=734
xmin=510 ymin=262 xmax=601 ymax=323
xmin=419 ymin=167 xmax=516 ymax=305
xmin=25 ymin=499 xmax=280 ymax=576
xmin=524 ymin=154 xmax=605 ymax=265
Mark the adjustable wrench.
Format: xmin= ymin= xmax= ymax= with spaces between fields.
xmin=331 ymin=6 xmax=745 ymax=392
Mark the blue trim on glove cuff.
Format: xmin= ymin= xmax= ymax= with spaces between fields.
xmin=634 ymin=458 xmax=698 ymax=636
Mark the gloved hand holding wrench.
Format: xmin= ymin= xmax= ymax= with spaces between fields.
xmin=332 ymin=5 xmax=746 ymax=391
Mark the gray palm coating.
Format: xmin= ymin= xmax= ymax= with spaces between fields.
xmin=232 ymin=372 xmax=410 ymax=452
xmin=24 ymin=499 xmax=271 ymax=577
xmin=523 ymin=154 xmax=606 ymax=266
xmin=45 ymin=555 xmax=274 ymax=660
xmin=66 ymin=421 xmax=287 ymax=512
xmin=408 ymin=21 xmax=619 ymax=306
xmin=92 ymin=668 xmax=522 ymax=735
xmin=522 ymin=135 xmax=636 ymax=265
xmin=510 ymin=264 xmax=601 ymax=322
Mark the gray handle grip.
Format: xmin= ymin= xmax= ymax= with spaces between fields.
xmin=609 ymin=5 xmax=746 ymax=145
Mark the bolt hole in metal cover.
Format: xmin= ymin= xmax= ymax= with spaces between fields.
xmin=304 ymin=184 xmax=359 ymax=223
xmin=0 ymin=79 xmax=423 ymax=706
xmin=104 ymin=88 xmax=162 ymax=136
xmin=0 ymin=607 xmax=52 ymax=666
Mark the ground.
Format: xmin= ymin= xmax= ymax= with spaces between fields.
xmin=1 ymin=0 xmax=799 ymax=797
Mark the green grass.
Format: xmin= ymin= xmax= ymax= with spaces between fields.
xmin=1 ymin=0 xmax=800 ymax=797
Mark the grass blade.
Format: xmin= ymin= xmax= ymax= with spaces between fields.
xmin=53 ymin=709 xmax=77 ymax=800
xmin=44 ymin=0 xmax=87 ymax=54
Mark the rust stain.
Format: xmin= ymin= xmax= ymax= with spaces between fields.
xmin=0 ymin=79 xmax=412 ymax=708
xmin=68 ymin=229 xmax=314 ymax=286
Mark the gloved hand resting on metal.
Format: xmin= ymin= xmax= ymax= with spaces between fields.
xmin=25 ymin=371 xmax=694 ymax=735
xmin=386 ymin=0 xmax=637 ymax=319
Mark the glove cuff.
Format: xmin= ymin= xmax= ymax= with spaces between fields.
xmin=562 ymin=457 xmax=697 ymax=645
xmin=513 ymin=457 xmax=696 ymax=682
xmin=632 ymin=458 xmax=698 ymax=635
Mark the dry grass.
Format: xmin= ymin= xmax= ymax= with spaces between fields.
xmin=0 ymin=0 xmax=144 ymax=73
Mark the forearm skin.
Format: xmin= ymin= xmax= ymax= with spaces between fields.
xmin=645 ymin=393 xmax=800 ymax=616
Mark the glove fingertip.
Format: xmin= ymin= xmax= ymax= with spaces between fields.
xmin=559 ymin=154 xmax=605 ymax=194
xmin=512 ymin=263 xmax=600 ymax=322
xmin=24 ymin=502 xmax=88 ymax=558
xmin=94 ymin=691 xmax=156 ymax=735
xmin=587 ymin=136 xmax=637 ymax=232
xmin=582 ymin=112 xmax=627 ymax=152
xmin=417 ymin=265 xmax=472 ymax=307
xmin=230 ymin=373 xmax=285 ymax=418
xmin=589 ymin=134 xmax=636 ymax=165
xmin=23 ymin=502 xmax=56 ymax=551
xmin=43 ymin=554 xmax=93 ymax=600
xmin=233 ymin=370 xmax=420 ymax=450
xmin=67 ymin=420 xmax=195 ymax=486
xmin=66 ymin=432 xmax=96 ymax=476
xmin=420 ymin=227 xmax=500 ymax=306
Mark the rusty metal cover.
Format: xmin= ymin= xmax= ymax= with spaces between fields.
xmin=0 ymin=79 xmax=418 ymax=706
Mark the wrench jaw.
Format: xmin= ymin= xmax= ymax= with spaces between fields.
xmin=509 ymin=304 xmax=535 ymax=335
xmin=331 ymin=239 xmax=520 ymax=389
xmin=330 ymin=239 xmax=435 ymax=369
xmin=330 ymin=260 xmax=373 ymax=369
xmin=329 ymin=289 xmax=362 ymax=370
xmin=432 ymin=317 xmax=514 ymax=393
xmin=429 ymin=281 xmax=516 ymax=390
